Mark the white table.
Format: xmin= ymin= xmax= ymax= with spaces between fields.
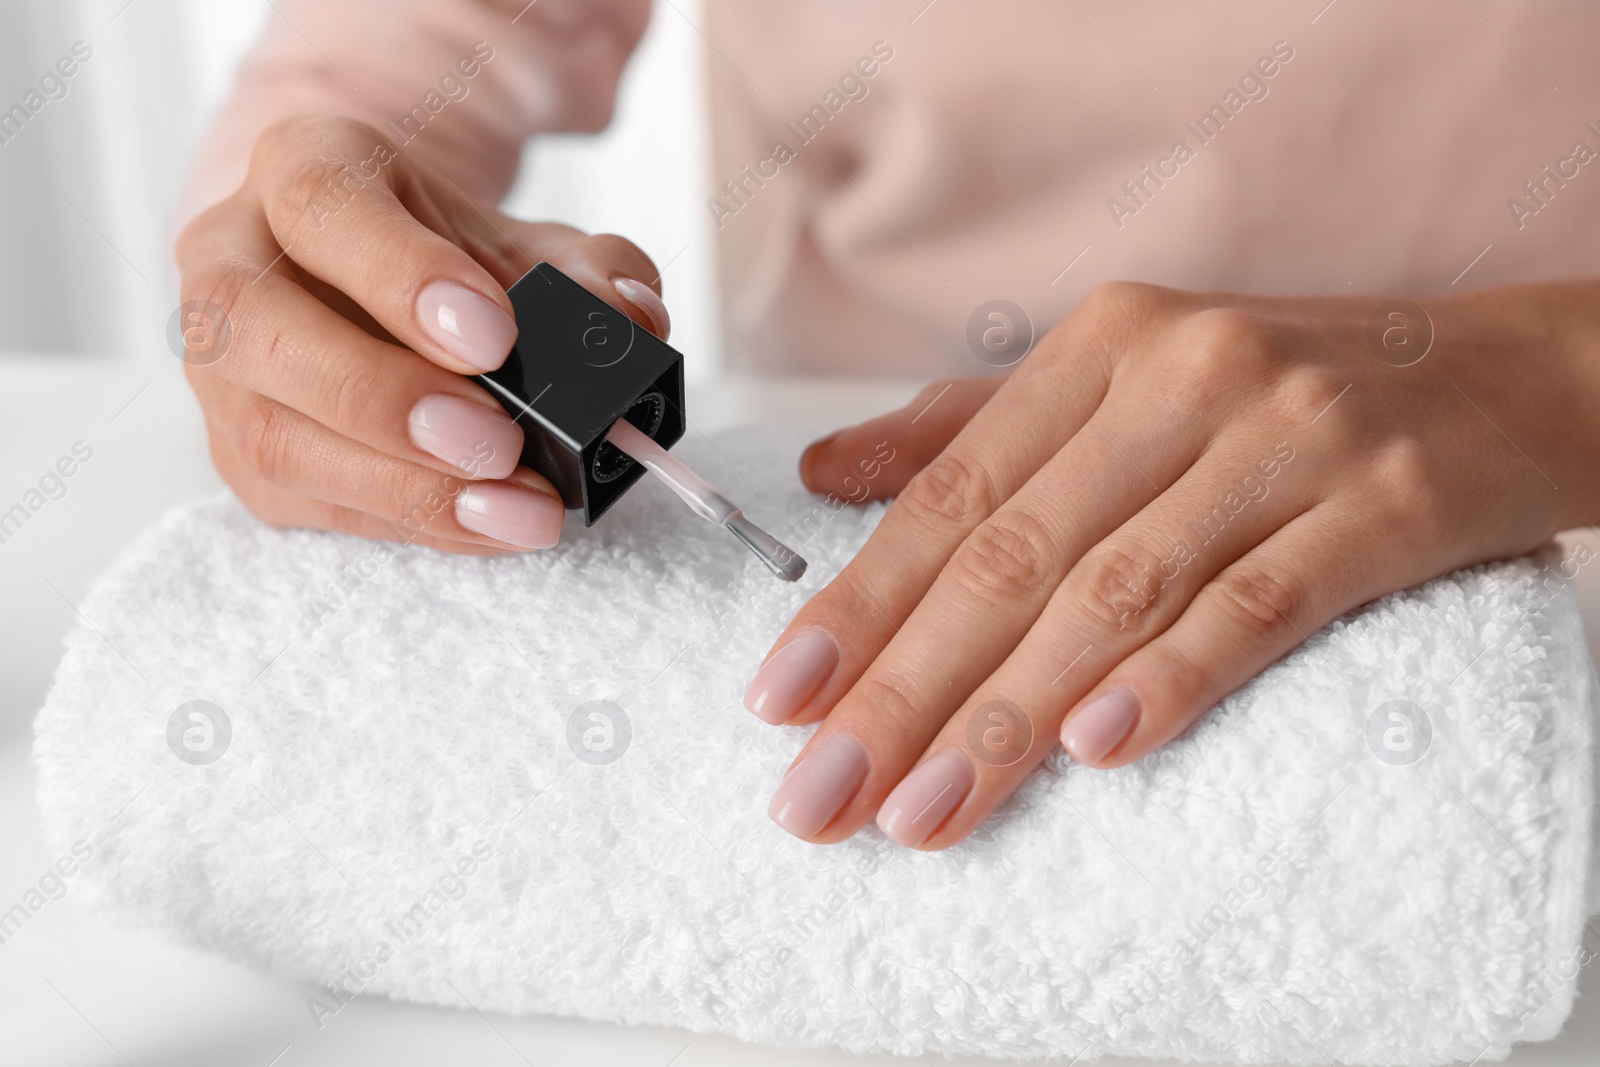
xmin=2 ymin=356 xmax=1597 ymax=1066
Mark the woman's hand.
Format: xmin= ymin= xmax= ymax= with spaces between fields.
xmin=176 ymin=115 xmax=670 ymax=553
xmin=749 ymin=280 xmax=1600 ymax=848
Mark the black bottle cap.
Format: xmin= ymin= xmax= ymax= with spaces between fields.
xmin=475 ymin=263 xmax=686 ymax=526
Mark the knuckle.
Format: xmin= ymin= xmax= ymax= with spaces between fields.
xmin=1208 ymin=568 xmax=1298 ymax=637
xmin=275 ymin=155 xmax=357 ymax=232
xmin=174 ymin=196 xmax=238 ymax=267
xmin=1172 ymin=308 xmax=1276 ymax=388
xmin=185 ymin=259 xmax=256 ymax=330
xmin=1275 ymin=366 xmax=1349 ymax=427
xmin=896 ymin=452 xmax=994 ymax=531
xmin=1371 ymin=440 xmax=1440 ymax=537
xmin=850 ymin=669 xmax=924 ymax=734
xmin=255 ymin=115 xmax=374 ymax=170
xmin=827 ymin=566 xmax=885 ymax=625
xmin=1081 ymin=280 xmax=1159 ymax=319
xmin=320 ymin=351 xmax=384 ymax=434
xmin=1185 ymin=306 xmax=1273 ymax=349
xmin=255 ymin=115 xmax=323 ymax=157
xmin=950 ymin=508 xmax=1056 ymax=600
xmin=1075 ymin=281 xmax=1163 ymax=357
xmin=581 ymin=232 xmax=655 ymax=278
xmin=476 ymin=219 xmax=545 ymax=281
xmin=1074 ymin=543 xmax=1170 ymax=636
xmin=252 ymin=116 xmax=309 ymax=167
xmin=804 ymin=566 xmax=890 ymax=638
xmin=237 ymin=396 xmax=296 ymax=483
xmin=178 ymin=259 xmax=259 ymax=380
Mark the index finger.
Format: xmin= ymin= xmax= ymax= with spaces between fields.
xmin=249 ymin=116 xmax=518 ymax=375
xmin=744 ymin=347 xmax=1112 ymax=734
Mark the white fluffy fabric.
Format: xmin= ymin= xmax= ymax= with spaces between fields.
xmin=33 ymin=428 xmax=1599 ymax=1064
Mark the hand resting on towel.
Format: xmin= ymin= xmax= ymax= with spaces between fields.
xmin=755 ymin=281 xmax=1600 ymax=849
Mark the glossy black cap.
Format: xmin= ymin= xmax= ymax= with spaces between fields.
xmin=474 ymin=263 xmax=686 ymax=526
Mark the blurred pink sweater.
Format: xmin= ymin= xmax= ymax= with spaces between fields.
xmin=189 ymin=0 xmax=1600 ymax=375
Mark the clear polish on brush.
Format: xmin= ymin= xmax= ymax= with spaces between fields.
xmin=605 ymin=418 xmax=808 ymax=582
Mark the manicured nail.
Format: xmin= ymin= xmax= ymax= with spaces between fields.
xmin=416 ymin=280 xmax=518 ymax=371
xmin=408 ymin=394 xmax=523 ymax=479
xmin=768 ymin=733 xmax=870 ymax=839
xmin=1062 ymin=685 xmax=1141 ymax=764
xmin=743 ymin=630 xmax=840 ymax=724
xmin=455 ymin=482 xmax=564 ymax=549
xmin=877 ymin=747 xmax=975 ymax=848
xmin=612 ymin=277 xmax=671 ymax=340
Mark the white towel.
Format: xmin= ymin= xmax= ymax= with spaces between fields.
xmin=33 ymin=427 xmax=1598 ymax=1065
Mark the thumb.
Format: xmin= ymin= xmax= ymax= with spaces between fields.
xmin=800 ymin=377 xmax=1003 ymax=502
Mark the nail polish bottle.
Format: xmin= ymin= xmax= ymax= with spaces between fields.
xmin=475 ymin=263 xmax=686 ymax=526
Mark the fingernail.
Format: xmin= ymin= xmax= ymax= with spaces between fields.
xmin=1062 ymin=685 xmax=1141 ymax=764
xmin=768 ymin=733 xmax=870 ymax=839
xmin=612 ymin=277 xmax=671 ymax=340
xmin=408 ymin=394 xmax=523 ymax=479
xmin=877 ymin=747 xmax=975 ymax=848
xmin=455 ymin=482 xmax=564 ymax=549
xmin=743 ymin=630 xmax=840 ymax=724
xmin=417 ymin=280 xmax=518 ymax=371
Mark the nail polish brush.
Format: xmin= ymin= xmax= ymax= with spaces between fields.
xmin=605 ymin=418 xmax=807 ymax=582
xmin=476 ymin=262 xmax=805 ymax=582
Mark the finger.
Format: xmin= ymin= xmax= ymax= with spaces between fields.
xmin=873 ymin=435 xmax=1313 ymax=848
xmin=239 ymin=117 xmax=522 ymax=375
xmin=745 ymin=351 xmax=1112 ymax=740
xmin=764 ymin=392 xmax=1227 ymax=843
xmin=203 ymin=383 xmax=565 ymax=551
xmin=1059 ymin=502 xmax=1411 ymax=770
xmin=539 ymin=230 xmax=671 ymax=340
xmin=799 ymin=378 xmax=1003 ymax=503
xmin=211 ymin=432 xmax=518 ymax=556
xmin=182 ymin=205 xmax=526 ymax=481
xmin=438 ymin=205 xmax=672 ymax=341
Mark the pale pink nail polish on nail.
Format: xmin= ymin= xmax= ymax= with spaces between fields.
xmin=408 ymin=394 xmax=523 ymax=479
xmin=743 ymin=630 xmax=840 ymax=724
xmin=877 ymin=748 xmax=975 ymax=848
xmin=455 ymin=483 xmax=564 ymax=549
xmin=768 ymin=733 xmax=869 ymax=839
xmin=417 ymin=280 xmax=518 ymax=371
xmin=612 ymin=277 xmax=671 ymax=340
xmin=1062 ymin=686 xmax=1141 ymax=764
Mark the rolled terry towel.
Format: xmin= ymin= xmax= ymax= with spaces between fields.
xmin=33 ymin=428 xmax=1599 ymax=1065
